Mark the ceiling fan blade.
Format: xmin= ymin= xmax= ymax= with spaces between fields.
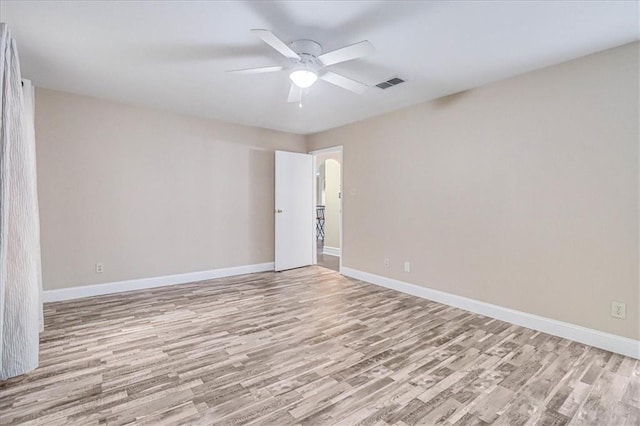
xmin=320 ymin=71 xmax=369 ymax=94
xmin=251 ymin=29 xmax=301 ymax=60
xmin=318 ymin=40 xmax=374 ymax=66
xmin=287 ymin=84 xmax=302 ymax=103
xmin=227 ymin=66 xmax=283 ymax=75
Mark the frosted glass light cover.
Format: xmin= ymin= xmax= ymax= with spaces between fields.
xmin=289 ymin=70 xmax=318 ymax=88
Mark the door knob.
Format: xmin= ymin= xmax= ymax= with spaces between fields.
xmin=276 ymin=209 xmax=283 ymax=213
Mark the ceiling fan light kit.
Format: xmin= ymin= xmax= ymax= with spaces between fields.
xmin=289 ymin=69 xmax=318 ymax=88
xmin=288 ymin=39 xmax=322 ymax=89
xmin=227 ymin=30 xmax=375 ymax=106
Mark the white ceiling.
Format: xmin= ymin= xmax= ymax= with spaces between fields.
xmin=2 ymin=1 xmax=638 ymax=135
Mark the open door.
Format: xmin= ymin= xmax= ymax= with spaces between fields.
xmin=275 ymin=151 xmax=314 ymax=271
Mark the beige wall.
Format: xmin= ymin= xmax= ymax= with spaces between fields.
xmin=316 ymin=163 xmax=325 ymax=205
xmin=35 ymin=88 xmax=305 ymax=290
xmin=308 ymin=42 xmax=639 ymax=340
xmin=323 ymin=159 xmax=341 ymax=250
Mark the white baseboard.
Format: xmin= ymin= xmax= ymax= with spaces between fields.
xmin=322 ymin=246 xmax=341 ymax=257
xmin=341 ymin=267 xmax=639 ymax=360
xmin=43 ymin=262 xmax=275 ymax=303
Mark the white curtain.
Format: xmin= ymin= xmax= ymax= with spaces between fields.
xmin=22 ymin=80 xmax=44 ymax=334
xmin=0 ymin=23 xmax=42 ymax=380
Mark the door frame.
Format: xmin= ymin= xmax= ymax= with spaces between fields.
xmin=309 ymin=145 xmax=343 ymax=274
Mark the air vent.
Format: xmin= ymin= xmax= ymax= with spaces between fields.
xmin=376 ymin=77 xmax=405 ymax=89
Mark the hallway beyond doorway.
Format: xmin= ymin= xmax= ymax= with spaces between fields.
xmin=316 ymin=240 xmax=339 ymax=271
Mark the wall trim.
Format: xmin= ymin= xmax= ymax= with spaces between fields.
xmin=322 ymin=246 xmax=341 ymax=257
xmin=341 ymin=267 xmax=640 ymax=360
xmin=309 ymin=145 xmax=344 ymax=156
xmin=43 ymin=262 xmax=275 ymax=303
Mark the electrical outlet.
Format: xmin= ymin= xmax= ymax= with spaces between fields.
xmin=611 ymin=301 xmax=626 ymax=319
xmin=404 ymin=261 xmax=411 ymax=273
xmin=384 ymin=258 xmax=390 ymax=268
xmin=95 ymin=263 xmax=104 ymax=274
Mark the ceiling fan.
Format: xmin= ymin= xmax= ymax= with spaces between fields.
xmin=227 ymin=29 xmax=375 ymax=106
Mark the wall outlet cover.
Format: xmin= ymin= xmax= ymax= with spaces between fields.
xmin=611 ymin=301 xmax=626 ymax=319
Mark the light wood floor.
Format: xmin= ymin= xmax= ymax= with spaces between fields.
xmin=317 ymin=240 xmax=340 ymax=272
xmin=1 ymin=267 xmax=638 ymax=425
xmin=317 ymin=253 xmax=340 ymax=272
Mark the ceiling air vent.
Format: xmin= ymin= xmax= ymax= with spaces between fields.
xmin=376 ymin=77 xmax=405 ymax=89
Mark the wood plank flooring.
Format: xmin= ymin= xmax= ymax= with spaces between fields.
xmin=317 ymin=240 xmax=340 ymax=272
xmin=1 ymin=266 xmax=638 ymax=425
xmin=317 ymin=253 xmax=340 ymax=272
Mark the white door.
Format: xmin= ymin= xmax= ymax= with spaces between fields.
xmin=275 ymin=151 xmax=314 ymax=271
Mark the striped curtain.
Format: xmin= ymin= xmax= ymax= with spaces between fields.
xmin=0 ymin=23 xmax=42 ymax=380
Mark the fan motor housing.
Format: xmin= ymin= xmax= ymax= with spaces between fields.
xmin=289 ymin=39 xmax=322 ymax=58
